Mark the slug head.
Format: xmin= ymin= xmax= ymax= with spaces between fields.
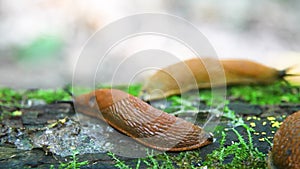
xmin=139 ymin=67 xmax=190 ymax=101
xmin=74 ymin=91 xmax=106 ymax=119
xmin=139 ymin=88 xmax=169 ymax=101
xmin=74 ymin=89 xmax=131 ymax=121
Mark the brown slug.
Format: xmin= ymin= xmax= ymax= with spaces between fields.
xmin=74 ymin=89 xmax=213 ymax=151
xmin=140 ymin=58 xmax=293 ymax=101
xmin=268 ymin=111 xmax=300 ymax=169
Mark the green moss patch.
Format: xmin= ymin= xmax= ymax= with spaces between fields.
xmin=0 ymin=88 xmax=71 ymax=106
xmin=229 ymin=82 xmax=300 ymax=105
xmin=203 ymin=127 xmax=266 ymax=168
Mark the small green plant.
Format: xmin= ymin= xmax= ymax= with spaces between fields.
xmin=142 ymin=150 xmax=174 ymax=169
xmin=203 ymin=126 xmax=266 ymax=168
xmin=222 ymin=105 xmax=254 ymax=132
xmin=172 ymin=151 xmax=202 ymax=169
xmin=57 ymin=151 xmax=88 ymax=169
xmin=108 ymin=150 xmax=174 ymax=169
xmin=107 ymin=152 xmax=131 ymax=169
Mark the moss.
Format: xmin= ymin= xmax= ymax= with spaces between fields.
xmin=167 ymin=96 xmax=198 ymax=112
xmin=50 ymin=151 xmax=88 ymax=169
xmin=24 ymin=89 xmax=71 ymax=103
xmin=229 ymin=82 xmax=300 ymax=105
xmin=0 ymin=87 xmax=71 ymax=106
xmin=0 ymin=88 xmax=23 ymax=107
xmin=203 ymin=127 xmax=266 ymax=169
xmin=0 ymin=87 xmax=71 ymax=121
xmin=107 ymin=152 xmax=131 ymax=169
xmin=199 ymin=89 xmax=215 ymax=106
xmin=108 ymin=150 xmax=202 ymax=169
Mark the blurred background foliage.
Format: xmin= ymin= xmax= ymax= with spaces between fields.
xmin=0 ymin=0 xmax=299 ymax=89
xmin=16 ymin=34 xmax=63 ymax=65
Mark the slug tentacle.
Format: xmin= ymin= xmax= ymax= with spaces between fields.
xmin=75 ymin=89 xmax=213 ymax=151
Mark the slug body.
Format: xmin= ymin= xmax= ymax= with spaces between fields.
xmin=75 ymin=89 xmax=213 ymax=151
xmin=268 ymin=111 xmax=300 ymax=169
xmin=140 ymin=58 xmax=287 ymax=101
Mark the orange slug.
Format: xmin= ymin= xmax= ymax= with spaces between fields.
xmin=74 ymin=89 xmax=213 ymax=151
xmin=140 ymin=58 xmax=293 ymax=101
xmin=268 ymin=111 xmax=300 ymax=169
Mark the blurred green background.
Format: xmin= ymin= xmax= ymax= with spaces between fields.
xmin=0 ymin=0 xmax=299 ymax=88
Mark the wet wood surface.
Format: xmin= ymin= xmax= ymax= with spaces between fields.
xmin=1 ymin=100 xmax=299 ymax=168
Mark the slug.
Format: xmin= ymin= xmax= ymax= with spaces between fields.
xmin=140 ymin=58 xmax=293 ymax=101
xmin=268 ymin=111 xmax=300 ymax=169
xmin=74 ymin=89 xmax=213 ymax=151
